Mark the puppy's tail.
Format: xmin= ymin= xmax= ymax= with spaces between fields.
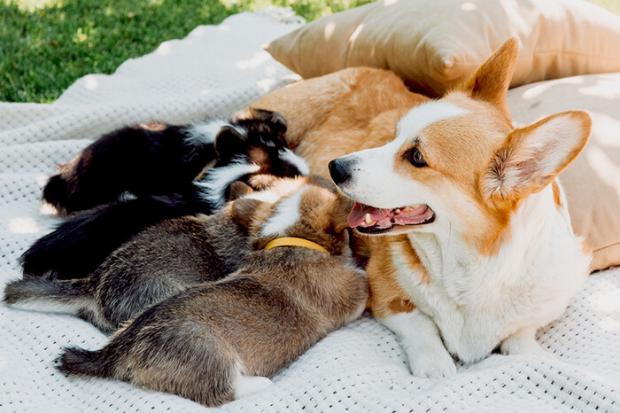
xmin=57 ymin=347 xmax=112 ymax=378
xmin=3 ymin=277 xmax=92 ymax=313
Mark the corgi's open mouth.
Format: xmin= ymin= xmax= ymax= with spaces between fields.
xmin=347 ymin=202 xmax=435 ymax=234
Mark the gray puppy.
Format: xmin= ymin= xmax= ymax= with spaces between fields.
xmin=4 ymin=177 xmax=296 ymax=333
xmin=55 ymin=177 xmax=368 ymax=407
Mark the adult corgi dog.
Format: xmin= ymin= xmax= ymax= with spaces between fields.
xmin=328 ymin=38 xmax=592 ymax=377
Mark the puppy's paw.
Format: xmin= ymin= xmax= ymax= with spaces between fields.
xmin=406 ymin=346 xmax=457 ymax=378
xmin=233 ymin=375 xmax=273 ymax=399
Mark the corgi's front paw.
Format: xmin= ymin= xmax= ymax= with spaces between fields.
xmin=406 ymin=345 xmax=457 ymax=378
xmin=500 ymin=327 xmax=546 ymax=357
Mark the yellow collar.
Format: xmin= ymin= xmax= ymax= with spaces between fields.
xmin=263 ymin=237 xmax=329 ymax=254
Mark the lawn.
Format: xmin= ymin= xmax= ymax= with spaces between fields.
xmin=0 ymin=0 xmax=618 ymax=103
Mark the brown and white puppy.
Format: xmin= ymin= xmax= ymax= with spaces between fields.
xmin=4 ymin=177 xmax=302 ymax=333
xmin=49 ymin=178 xmax=367 ymax=407
xmin=329 ymin=39 xmax=592 ymax=377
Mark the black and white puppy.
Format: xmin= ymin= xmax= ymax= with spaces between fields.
xmin=22 ymin=109 xmax=309 ymax=280
xmin=42 ymin=108 xmax=307 ymax=215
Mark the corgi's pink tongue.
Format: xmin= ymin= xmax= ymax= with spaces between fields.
xmin=347 ymin=202 xmax=431 ymax=229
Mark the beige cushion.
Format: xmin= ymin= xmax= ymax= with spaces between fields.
xmin=508 ymin=73 xmax=620 ymax=271
xmin=268 ymin=0 xmax=620 ymax=96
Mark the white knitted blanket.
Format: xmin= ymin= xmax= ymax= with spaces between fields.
xmin=1 ymin=10 xmax=619 ymax=413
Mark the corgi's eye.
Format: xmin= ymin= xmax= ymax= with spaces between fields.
xmin=406 ymin=148 xmax=427 ymax=168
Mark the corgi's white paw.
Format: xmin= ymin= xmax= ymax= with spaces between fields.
xmin=501 ymin=328 xmax=546 ymax=357
xmin=233 ymin=375 xmax=273 ymax=399
xmin=407 ymin=346 xmax=457 ymax=378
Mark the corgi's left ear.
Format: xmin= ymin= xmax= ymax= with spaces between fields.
xmin=458 ymin=37 xmax=519 ymax=119
xmin=483 ymin=111 xmax=591 ymax=202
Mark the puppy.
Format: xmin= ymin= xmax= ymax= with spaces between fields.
xmin=5 ymin=178 xmax=302 ymax=333
xmin=329 ymin=39 xmax=591 ymax=377
xmin=43 ymin=108 xmax=306 ymax=215
xmin=44 ymin=178 xmax=366 ymax=407
xmin=21 ymin=111 xmax=309 ymax=280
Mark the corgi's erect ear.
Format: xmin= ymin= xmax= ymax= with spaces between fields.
xmin=483 ymin=111 xmax=591 ymax=203
xmin=458 ymin=37 xmax=519 ymax=118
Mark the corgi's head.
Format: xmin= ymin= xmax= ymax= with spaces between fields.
xmin=230 ymin=176 xmax=353 ymax=256
xmin=329 ymin=39 xmax=591 ymax=249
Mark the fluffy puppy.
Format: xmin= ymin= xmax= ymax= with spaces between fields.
xmin=42 ymin=108 xmax=306 ymax=215
xmin=4 ymin=178 xmax=336 ymax=333
xmin=21 ymin=111 xmax=309 ymax=280
xmin=16 ymin=178 xmax=367 ymax=407
xmin=6 ymin=178 xmax=297 ymax=331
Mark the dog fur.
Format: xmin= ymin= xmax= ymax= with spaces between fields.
xmin=245 ymin=67 xmax=429 ymax=178
xmin=42 ymin=108 xmax=301 ymax=215
xmin=328 ymin=39 xmax=592 ymax=377
xmin=8 ymin=177 xmax=368 ymax=406
xmin=22 ymin=110 xmax=308 ymax=280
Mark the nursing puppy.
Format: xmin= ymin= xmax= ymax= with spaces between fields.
xmin=329 ymin=39 xmax=591 ymax=377
xmin=5 ymin=177 xmax=304 ymax=332
xmin=49 ymin=178 xmax=367 ymax=407
xmin=21 ymin=110 xmax=308 ymax=280
xmin=43 ymin=108 xmax=305 ymax=215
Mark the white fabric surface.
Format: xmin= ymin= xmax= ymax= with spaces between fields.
xmin=1 ymin=10 xmax=619 ymax=413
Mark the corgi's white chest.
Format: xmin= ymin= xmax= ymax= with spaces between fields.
xmin=391 ymin=247 xmax=507 ymax=362
xmin=390 ymin=190 xmax=589 ymax=363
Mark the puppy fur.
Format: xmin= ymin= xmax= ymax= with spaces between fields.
xmin=22 ymin=110 xmax=308 ymax=280
xmin=6 ymin=177 xmax=307 ymax=332
xmin=35 ymin=178 xmax=367 ymax=407
xmin=42 ymin=108 xmax=303 ymax=215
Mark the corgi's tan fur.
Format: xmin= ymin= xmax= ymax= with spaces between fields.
xmin=246 ymin=67 xmax=429 ymax=178
xmin=329 ymin=39 xmax=592 ymax=377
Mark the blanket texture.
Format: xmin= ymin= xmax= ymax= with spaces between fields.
xmin=1 ymin=10 xmax=619 ymax=413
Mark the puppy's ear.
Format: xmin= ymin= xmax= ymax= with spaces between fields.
xmin=331 ymin=192 xmax=355 ymax=233
xmin=42 ymin=174 xmax=69 ymax=208
xmin=457 ymin=37 xmax=519 ymax=119
xmin=250 ymin=108 xmax=288 ymax=136
xmin=227 ymin=181 xmax=253 ymax=201
xmin=483 ymin=111 xmax=591 ymax=204
xmin=214 ymin=126 xmax=247 ymax=160
xmin=230 ymin=198 xmax=263 ymax=230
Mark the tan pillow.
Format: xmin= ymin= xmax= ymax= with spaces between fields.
xmin=268 ymin=0 xmax=620 ymax=96
xmin=508 ymin=73 xmax=620 ymax=271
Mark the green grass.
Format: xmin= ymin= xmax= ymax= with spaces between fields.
xmin=590 ymin=0 xmax=620 ymax=14
xmin=0 ymin=0 xmax=618 ymax=103
xmin=0 ymin=0 xmax=370 ymax=103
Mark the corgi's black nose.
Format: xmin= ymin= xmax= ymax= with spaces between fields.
xmin=329 ymin=158 xmax=352 ymax=185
